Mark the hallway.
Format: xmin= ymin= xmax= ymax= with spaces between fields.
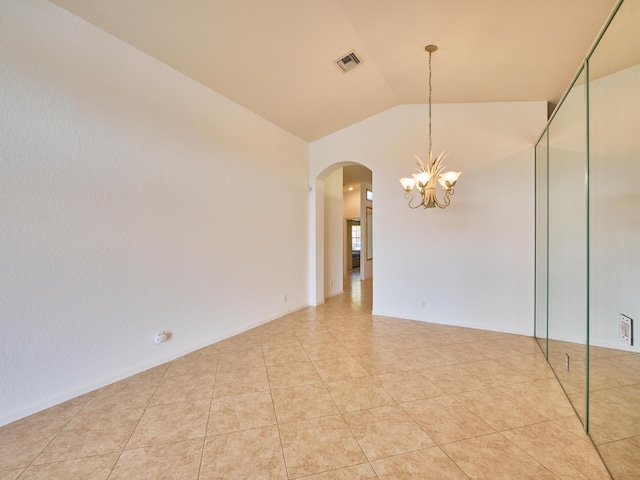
xmin=0 ymin=276 xmax=610 ymax=479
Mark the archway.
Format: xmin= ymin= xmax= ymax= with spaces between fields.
xmin=309 ymin=162 xmax=372 ymax=306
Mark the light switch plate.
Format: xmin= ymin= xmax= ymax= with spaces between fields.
xmin=620 ymin=314 xmax=633 ymax=346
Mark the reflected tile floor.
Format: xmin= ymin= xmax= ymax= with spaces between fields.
xmin=0 ymin=275 xmax=612 ymax=479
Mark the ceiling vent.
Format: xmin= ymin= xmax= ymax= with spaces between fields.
xmin=334 ymin=50 xmax=362 ymax=72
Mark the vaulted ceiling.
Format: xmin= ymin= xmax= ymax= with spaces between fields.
xmin=48 ymin=0 xmax=618 ymax=141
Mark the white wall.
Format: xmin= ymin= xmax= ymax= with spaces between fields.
xmin=0 ymin=0 xmax=309 ymax=426
xmin=323 ymin=169 xmax=343 ymax=298
xmin=343 ymin=186 xmax=361 ymax=219
xmin=311 ymin=101 xmax=547 ymax=335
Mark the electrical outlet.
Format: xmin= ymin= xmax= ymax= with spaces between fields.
xmin=155 ymin=331 xmax=168 ymax=344
xmin=283 ymin=294 xmax=287 ymax=303
xmin=620 ymin=314 xmax=633 ymax=346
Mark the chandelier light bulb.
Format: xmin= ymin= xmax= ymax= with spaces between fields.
xmin=399 ymin=177 xmax=416 ymax=192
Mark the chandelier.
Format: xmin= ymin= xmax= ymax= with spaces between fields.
xmin=399 ymin=45 xmax=461 ymax=209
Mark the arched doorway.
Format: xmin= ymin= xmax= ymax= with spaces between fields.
xmin=309 ymin=162 xmax=372 ymax=306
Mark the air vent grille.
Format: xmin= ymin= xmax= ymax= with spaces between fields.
xmin=334 ymin=51 xmax=362 ymax=72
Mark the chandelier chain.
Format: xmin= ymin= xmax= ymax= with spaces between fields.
xmin=428 ymin=49 xmax=432 ymax=155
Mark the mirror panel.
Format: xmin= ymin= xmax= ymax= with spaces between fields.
xmin=587 ymin=0 xmax=640 ymax=474
xmin=535 ymin=131 xmax=548 ymax=356
xmin=547 ymin=67 xmax=589 ymax=426
xmin=536 ymin=0 xmax=640 ymax=476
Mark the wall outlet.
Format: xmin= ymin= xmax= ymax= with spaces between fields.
xmin=155 ymin=331 xmax=169 ymax=344
xmin=283 ymin=294 xmax=287 ymax=303
xmin=620 ymin=314 xmax=633 ymax=346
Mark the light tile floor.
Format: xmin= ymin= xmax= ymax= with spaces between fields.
xmin=0 ymin=275 xmax=613 ymax=479
xmin=546 ymin=339 xmax=640 ymax=479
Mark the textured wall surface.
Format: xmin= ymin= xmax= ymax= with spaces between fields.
xmin=0 ymin=0 xmax=309 ymax=426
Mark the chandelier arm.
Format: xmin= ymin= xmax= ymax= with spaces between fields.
xmin=404 ymin=191 xmax=423 ymax=209
xmin=441 ymin=188 xmax=454 ymax=207
xmin=431 ymin=197 xmax=447 ymax=209
xmin=429 ymin=187 xmax=453 ymax=209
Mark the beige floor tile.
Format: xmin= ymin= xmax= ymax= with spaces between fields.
xmin=207 ymin=391 xmax=276 ymax=435
xmin=588 ymin=369 xmax=628 ymax=392
xmin=375 ymin=370 xmax=443 ymax=403
xmin=290 ymin=320 xmax=330 ymax=336
xmin=371 ymin=446 xmax=468 ymax=479
xmin=344 ymin=405 xmax=434 ymax=460
xmin=149 ymin=373 xmax=215 ymax=405
xmin=267 ymin=360 xmax=324 ymax=388
xmin=418 ymin=364 xmax=491 ymax=394
xmin=217 ymin=336 xmax=262 ymax=354
xmin=457 ymin=358 xmax=533 ymax=387
xmin=213 ymin=365 xmax=270 ymax=397
xmin=110 ymin=439 xmax=203 ymax=480
xmin=136 ymin=362 xmax=172 ymax=380
xmin=0 ymin=469 xmax=23 ymax=480
xmin=0 ymin=395 xmax=90 ymax=469
xmin=200 ymin=426 xmax=286 ymax=480
xmin=126 ymin=400 xmax=209 ymax=448
xmin=193 ymin=344 xmax=222 ymax=356
xmin=598 ymin=438 xmax=640 ymax=480
xmin=393 ymin=348 xmax=453 ymax=370
xmin=391 ymin=333 xmax=452 ymax=349
xmin=271 ymin=384 xmax=340 ymax=424
xmin=263 ymin=344 xmax=310 ymax=366
xmin=325 ymin=376 xmax=394 ymax=413
xmin=502 ymin=421 xmax=611 ymax=479
xmin=301 ymin=463 xmax=378 ymax=479
xmin=591 ymin=382 xmax=640 ymax=413
xmin=338 ymin=338 xmax=382 ymax=357
xmin=16 ymin=453 xmax=118 ymax=480
xmin=400 ymin=395 xmax=495 ymax=444
xmin=33 ymin=407 xmax=144 ymax=464
xmin=165 ymin=352 xmax=219 ymax=378
xmin=628 ymin=435 xmax=640 ymax=449
xmin=216 ymin=349 xmax=265 ymax=372
xmin=302 ymin=342 xmax=352 ymax=360
xmin=591 ymin=354 xmax=640 ymax=385
xmin=296 ymin=330 xmax=337 ymax=345
xmin=553 ymin=415 xmax=589 ymax=439
xmin=430 ymin=343 xmax=491 ymax=364
xmin=260 ymin=333 xmax=301 ymax=351
xmin=497 ymin=378 xmax=576 ymax=419
xmin=442 ymin=433 xmax=558 ymax=479
xmin=278 ymin=415 xmax=366 ymax=478
xmin=453 ymin=388 xmax=548 ymax=430
xmin=311 ymin=356 xmax=368 ymax=382
xmin=588 ymin=393 xmax=640 ymax=444
xmin=80 ymin=379 xmax=157 ymax=413
xmin=464 ymin=339 xmax=527 ymax=359
xmin=495 ymin=335 xmax=542 ymax=354
xmin=351 ymin=351 xmax=413 ymax=375
xmin=497 ymin=353 xmax=555 ymax=380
